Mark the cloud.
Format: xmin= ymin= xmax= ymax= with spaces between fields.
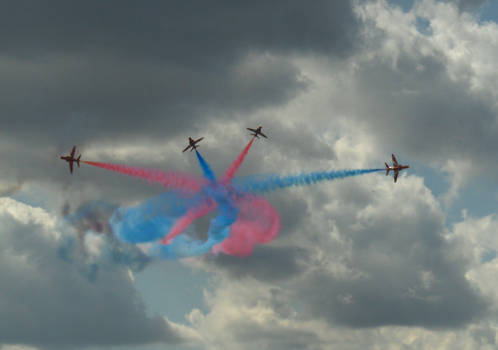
xmin=449 ymin=0 xmax=489 ymax=11
xmin=205 ymin=245 xmax=308 ymax=282
xmin=2 ymin=0 xmax=498 ymax=348
xmin=0 ymin=1 xmax=359 ymax=58
xmin=185 ymin=279 xmax=324 ymax=350
xmin=109 ymin=0 xmax=498 ymax=341
xmin=183 ymin=178 xmax=498 ymax=348
xmin=0 ymin=1 xmax=362 ymax=204
xmin=450 ymin=213 xmax=498 ymax=309
xmin=1 ymin=346 xmax=39 ymax=350
xmin=0 ymin=0 xmax=359 ymax=157
xmin=183 ymin=268 xmax=493 ymax=350
xmin=193 ymin=170 xmax=488 ymax=331
xmin=0 ymin=180 xmax=23 ymax=197
xmin=440 ymin=158 xmax=473 ymax=207
xmin=330 ymin=0 xmax=498 ymax=177
xmin=0 ymin=197 xmax=184 ymax=348
xmin=295 ymin=175 xmax=488 ymax=328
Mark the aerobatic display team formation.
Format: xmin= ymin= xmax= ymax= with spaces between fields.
xmin=60 ymin=126 xmax=409 ymax=259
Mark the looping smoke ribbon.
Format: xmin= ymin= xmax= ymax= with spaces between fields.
xmin=84 ymin=139 xmax=382 ymax=259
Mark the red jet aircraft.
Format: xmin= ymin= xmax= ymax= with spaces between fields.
xmin=247 ymin=125 xmax=267 ymax=139
xmin=183 ymin=137 xmax=204 ymax=152
xmin=60 ymin=146 xmax=81 ymax=174
xmin=385 ymin=154 xmax=409 ymax=183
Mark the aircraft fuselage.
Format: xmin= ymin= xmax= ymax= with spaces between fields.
xmin=385 ymin=154 xmax=409 ymax=183
xmin=183 ymin=137 xmax=204 ymax=152
xmin=247 ymin=125 xmax=267 ymax=139
xmin=386 ymin=165 xmax=409 ymax=171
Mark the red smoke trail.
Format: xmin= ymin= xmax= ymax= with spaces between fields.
xmin=212 ymin=195 xmax=281 ymax=256
xmin=221 ymin=137 xmax=255 ymax=183
xmin=83 ymin=161 xmax=205 ymax=192
xmin=159 ymin=138 xmax=257 ymax=244
xmin=160 ymin=201 xmax=217 ymax=244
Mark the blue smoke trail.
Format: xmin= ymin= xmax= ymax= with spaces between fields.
xmin=195 ymin=150 xmax=216 ymax=181
xmin=109 ymin=146 xmax=384 ymax=259
xmin=112 ymin=151 xmax=239 ymax=259
xmin=150 ymin=166 xmax=239 ymax=259
xmin=149 ymin=189 xmax=237 ymax=259
xmin=233 ymin=168 xmax=384 ymax=193
xmin=110 ymin=190 xmax=203 ymax=244
xmin=148 ymin=187 xmax=238 ymax=259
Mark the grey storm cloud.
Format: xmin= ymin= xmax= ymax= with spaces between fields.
xmin=0 ymin=54 xmax=306 ymax=143
xmin=4 ymin=1 xmax=497 ymax=348
xmin=297 ymin=179 xmax=489 ymax=329
xmin=228 ymin=320 xmax=321 ymax=350
xmin=0 ymin=0 xmax=359 ymax=144
xmin=0 ymin=1 xmax=358 ymax=58
xmin=207 ymin=245 xmax=308 ymax=282
xmin=0 ymin=1 xmax=361 ymax=202
xmin=202 ymin=177 xmax=489 ymax=329
xmin=331 ymin=51 xmax=498 ymax=174
xmin=185 ymin=0 xmax=498 ymax=336
xmin=0 ymin=200 xmax=182 ymax=349
xmin=448 ymin=0 xmax=489 ymax=11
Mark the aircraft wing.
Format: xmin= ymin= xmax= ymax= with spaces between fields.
xmin=70 ymin=146 xmax=76 ymax=157
xmin=182 ymin=145 xmax=191 ymax=152
xmin=247 ymin=128 xmax=256 ymax=133
xmin=195 ymin=137 xmax=204 ymax=143
xmin=259 ymin=131 xmax=268 ymax=138
xmin=69 ymin=161 xmax=73 ymax=174
xmin=394 ymin=170 xmax=399 ymax=183
xmin=392 ymin=154 xmax=398 ymax=166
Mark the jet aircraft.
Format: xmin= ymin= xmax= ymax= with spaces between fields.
xmin=60 ymin=146 xmax=81 ymax=174
xmin=247 ymin=125 xmax=267 ymax=139
xmin=385 ymin=154 xmax=409 ymax=183
xmin=183 ymin=137 xmax=204 ymax=152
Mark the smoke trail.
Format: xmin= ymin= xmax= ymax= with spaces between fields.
xmin=154 ymin=150 xmax=251 ymax=258
xmin=221 ymin=137 xmax=255 ymax=183
xmin=195 ymin=151 xmax=216 ymax=181
xmin=83 ymin=161 xmax=205 ymax=192
xmin=213 ymin=194 xmax=280 ymax=256
xmin=95 ymin=134 xmax=385 ymax=259
xmin=151 ymin=184 xmax=239 ymax=259
xmin=160 ymin=200 xmax=217 ymax=244
xmin=110 ymin=190 xmax=200 ymax=244
xmin=233 ymin=168 xmax=384 ymax=193
xmin=155 ymin=141 xmax=257 ymax=250
xmin=109 ymin=146 xmax=242 ymax=259
xmin=156 ymin=150 xmax=218 ymax=244
xmin=153 ymin=152 xmax=237 ymax=258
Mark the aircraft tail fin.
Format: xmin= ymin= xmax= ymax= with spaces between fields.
xmin=385 ymin=163 xmax=390 ymax=175
xmin=77 ymin=155 xmax=81 ymax=167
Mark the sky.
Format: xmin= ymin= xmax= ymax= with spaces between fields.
xmin=1 ymin=0 xmax=498 ymax=349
